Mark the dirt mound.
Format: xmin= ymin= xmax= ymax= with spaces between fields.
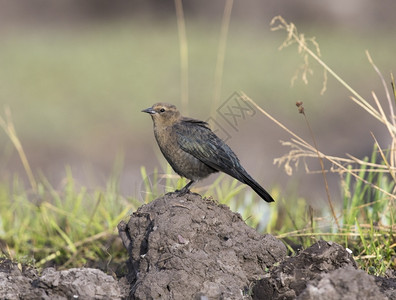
xmin=252 ymin=240 xmax=358 ymax=299
xmin=0 ymin=258 xmax=129 ymax=299
xmin=118 ymin=192 xmax=287 ymax=299
xmin=299 ymin=267 xmax=388 ymax=300
xmin=119 ymin=193 xmax=396 ymax=300
xmin=1 ymin=192 xmax=395 ymax=299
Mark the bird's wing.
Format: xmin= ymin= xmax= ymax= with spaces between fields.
xmin=174 ymin=119 xmax=241 ymax=175
xmin=175 ymin=118 xmax=275 ymax=203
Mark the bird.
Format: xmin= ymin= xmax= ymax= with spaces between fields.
xmin=142 ymin=103 xmax=275 ymax=203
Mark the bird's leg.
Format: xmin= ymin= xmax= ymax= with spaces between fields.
xmin=176 ymin=180 xmax=195 ymax=195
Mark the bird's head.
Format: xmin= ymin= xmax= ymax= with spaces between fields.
xmin=142 ymin=103 xmax=181 ymax=127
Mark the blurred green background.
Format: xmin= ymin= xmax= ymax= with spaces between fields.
xmin=1 ymin=0 xmax=395 ymax=206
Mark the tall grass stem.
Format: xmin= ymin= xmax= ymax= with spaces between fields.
xmin=0 ymin=107 xmax=37 ymax=193
xmin=212 ymin=0 xmax=234 ymax=115
xmin=174 ymin=0 xmax=189 ymax=114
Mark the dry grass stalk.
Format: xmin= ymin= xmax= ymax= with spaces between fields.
xmin=212 ymin=0 xmax=234 ymax=114
xmin=267 ymin=16 xmax=396 ymax=201
xmin=174 ymin=0 xmax=189 ymax=114
xmin=0 ymin=107 xmax=37 ymax=193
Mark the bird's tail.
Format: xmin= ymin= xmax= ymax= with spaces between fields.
xmin=239 ymin=172 xmax=275 ymax=203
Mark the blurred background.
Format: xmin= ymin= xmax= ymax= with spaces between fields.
xmin=0 ymin=0 xmax=395 ymax=206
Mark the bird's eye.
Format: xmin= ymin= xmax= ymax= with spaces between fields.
xmin=159 ymin=108 xmax=165 ymax=113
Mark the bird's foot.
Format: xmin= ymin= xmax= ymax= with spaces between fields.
xmin=174 ymin=187 xmax=191 ymax=196
xmin=173 ymin=180 xmax=195 ymax=196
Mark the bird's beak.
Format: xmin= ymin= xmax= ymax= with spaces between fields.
xmin=142 ymin=107 xmax=156 ymax=114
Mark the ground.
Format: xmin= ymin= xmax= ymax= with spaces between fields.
xmin=1 ymin=193 xmax=395 ymax=299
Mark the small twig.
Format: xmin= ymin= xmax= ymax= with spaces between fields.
xmin=366 ymin=50 xmax=395 ymax=128
xmin=171 ymin=204 xmax=190 ymax=209
xmin=346 ymin=154 xmax=396 ymax=171
xmin=276 ymin=231 xmax=383 ymax=239
xmin=325 ymin=155 xmax=396 ymax=199
xmin=371 ymin=132 xmax=396 ymax=183
xmin=296 ymin=101 xmax=340 ymax=229
xmin=391 ymin=73 xmax=396 ymax=106
xmin=371 ymin=91 xmax=396 ymax=139
xmin=389 ymin=73 xmax=396 ymax=170
xmin=355 ymin=254 xmax=382 ymax=260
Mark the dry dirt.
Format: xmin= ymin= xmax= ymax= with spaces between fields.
xmin=1 ymin=192 xmax=395 ymax=299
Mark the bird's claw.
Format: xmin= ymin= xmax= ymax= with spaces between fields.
xmin=174 ymin=187 xmax=190 ymax=196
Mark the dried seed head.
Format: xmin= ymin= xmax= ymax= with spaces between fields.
xmin=296 ymin=101 xmax=305 ymax=114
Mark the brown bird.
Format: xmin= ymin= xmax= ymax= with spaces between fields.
xmin=142 ymin=103 xmax=274 ymax=202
